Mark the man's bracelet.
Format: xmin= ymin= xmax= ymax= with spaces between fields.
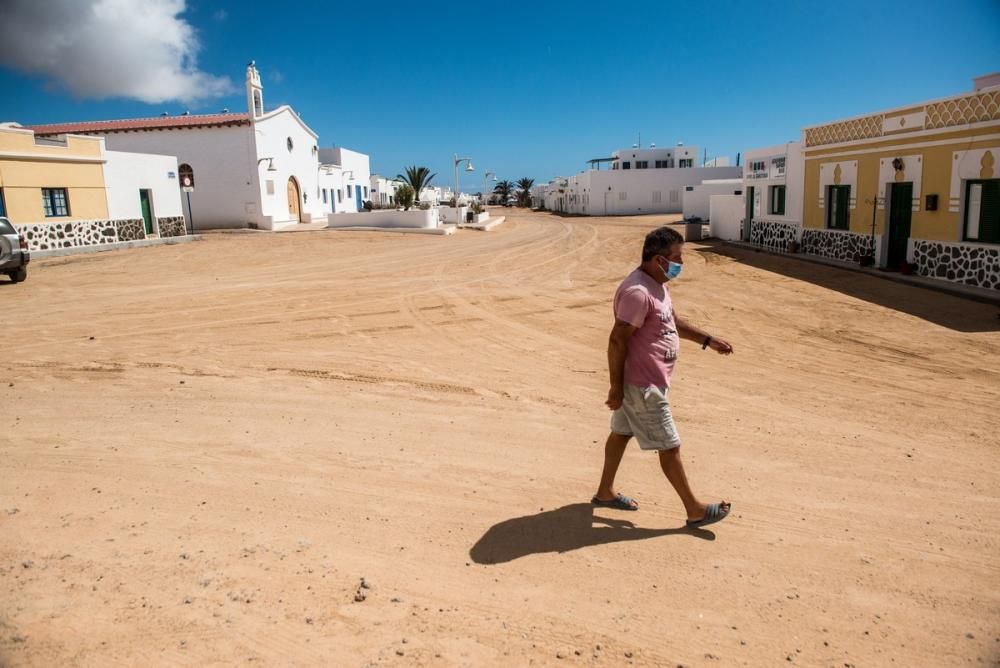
xmin=702 ymin=335 xmax=713 ymax=350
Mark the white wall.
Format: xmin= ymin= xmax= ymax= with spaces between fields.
xmin=102 ymin=124 xmax=258 ymax=229
xmin=328 ymin=208 xmax=439 ymax=229
xmin=743 ymin=142 xmax=804 ymax=225
xmin=709 ymin=194 xmax=744 ymax=240
xmin=556 ymin=166 xmax=742 ymax=215
xmin=438 ymin=206 xmax=469 ymax=224
xmin=682 ymin=179 xmax=743 ymax=221
xmin=103 ymin=150 xmax=183 ymax=221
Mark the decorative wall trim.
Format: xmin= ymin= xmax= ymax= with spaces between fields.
xmin=749 ymin=219 xmax=800 ymax=253
xmin=911 ymin=239 xmax=1000 ymax=290
xmin=14 ymin=218 xmax=188 ymax=251
xmin=800 ymin=228 xmax=875 ymax=263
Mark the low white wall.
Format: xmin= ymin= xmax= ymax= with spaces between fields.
xmin=709 ymin=194 xmax=744 ymax=240
xmin=327 ymin=208 xmax=439 ymax=229
xmin=438 ymin=206 xmax=469 ymax=224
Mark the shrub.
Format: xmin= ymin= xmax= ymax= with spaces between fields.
xmin=395 ymin=184 xmax=415 ymax=210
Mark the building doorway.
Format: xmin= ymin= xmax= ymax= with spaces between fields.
xmin=355 ymin=184 xmax=363 ymax=211
xmin=287 ymin=177 xmax=302 ymax=222
xmin=886 ymin=182 xmax=913 ymax=270
xmin=139 ymin=189 xmax=155 ymax=235
xmin=743 ymin=186 xmax=754 ymax=240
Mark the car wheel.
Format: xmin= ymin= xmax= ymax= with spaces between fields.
xmin=9 ymin=266 xmax=26 ymax=283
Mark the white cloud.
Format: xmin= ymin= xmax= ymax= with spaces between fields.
xmin=0 ymin=0 xmax=235 ymax=104
xmin=269 ymin=70 xmax=284 ymax=84
xmin=213 ymin=9 xmax=228 ymax=21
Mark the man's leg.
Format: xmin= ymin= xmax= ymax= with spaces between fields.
xmin=658 ymin=447 xmax=727 ymax=521
xmin=595 ymin=432 xmax=634 ymax=504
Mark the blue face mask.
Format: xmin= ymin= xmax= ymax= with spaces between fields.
xmin=661 ymin=259 xmax=682 ymax=280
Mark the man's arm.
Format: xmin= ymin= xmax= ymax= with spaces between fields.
xmin=675 ymin=312 xmax=734 ymax=355
xmin=606 ymin=320 xmax=637 ymax=409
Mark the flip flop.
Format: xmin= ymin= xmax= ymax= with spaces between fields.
xmin=591 ymin=493 xmax=638 ymax=511
xmin=686 ymin=502 xmax=731 ymax=529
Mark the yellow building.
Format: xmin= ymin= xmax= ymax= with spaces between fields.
xmin=0 ymin=123 xmax=109 ymax=223
xmin=797 ymin=74 xmax=1000 ymax=290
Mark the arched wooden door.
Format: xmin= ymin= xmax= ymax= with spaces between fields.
xmin=287 ymin=177 xmax=302 ymax=222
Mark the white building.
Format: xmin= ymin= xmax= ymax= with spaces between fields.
xmin=370 ymin=175 xmax=404 ymax=207
xmin=740 ymin=142 xmax=804 ymax=241
xmin=29 ymin=62 xmax=371 ymax=231
xmin=681 ymin=178 xmax=743 ymax=221
xmin=316 ymin=147 xmax=372 ymax=214
xmin=542 ymin=144 xmax=741 ymax=215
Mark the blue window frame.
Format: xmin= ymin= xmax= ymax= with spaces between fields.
xmin=322 ymin=189 xmax=328 ymax=204
xmin=0 ymin=188 xmax=6 ymax=217
xmin=42 ymin=188 xmax=70 ymax=217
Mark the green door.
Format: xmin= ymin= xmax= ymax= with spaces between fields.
xmin=139 ymin=190 xmax=153 ymax=234
xmin=887 ymin=182 xmax=913 ymax=269
xmin=744 ymin=186 xmax=754 ymax=240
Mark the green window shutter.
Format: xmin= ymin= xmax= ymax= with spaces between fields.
xmin=980 ymin=180 xmax=1000 ymax=244
xmin=777 ymin=187 xmax=786 ymax=215
xmin=836 ymin=187 xmax=850 ymax=229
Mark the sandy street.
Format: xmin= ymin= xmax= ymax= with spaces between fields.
xmin=1 ymin=208 xmax=998 ymax=667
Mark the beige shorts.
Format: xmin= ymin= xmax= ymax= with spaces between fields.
xmin=610 ymin=384 xmax=681 ymax=451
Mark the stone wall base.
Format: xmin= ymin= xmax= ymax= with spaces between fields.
xmin=912 ymin=240 xmax=1000 ymax=290
xmin=749 ymin=219 xmax=799 ymax=253
xmin=800 ymin=228 xmax=875 ymax=263
xmin=18 ymin=218 xmax=187 ymax=251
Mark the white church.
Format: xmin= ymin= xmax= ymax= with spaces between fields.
xmin=30 ymin=62 xmax=372 ymax=230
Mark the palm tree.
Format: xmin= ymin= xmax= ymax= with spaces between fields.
xmin=396 ymin=166 xmax=436 ymax=204
xmin=516 ymin=177 xmax=535 ymax=207
xmin=493 ymin=180 xmax=515 ymax=206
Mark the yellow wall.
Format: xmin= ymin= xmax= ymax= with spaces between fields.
xmin=803 ymin=131 xmax=1000 ymax=242
xmin=0 ymin=128 xmax=109 ymax=223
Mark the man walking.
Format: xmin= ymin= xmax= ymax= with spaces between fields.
xmin=592 ymin=226 xmax=733 ymax=528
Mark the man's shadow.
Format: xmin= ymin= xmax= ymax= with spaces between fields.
xmin=469 ymin=503 xmax=713 ymax=564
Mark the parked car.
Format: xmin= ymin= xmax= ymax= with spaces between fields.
xmin=0 ymin=217 xmax=29 ymax=283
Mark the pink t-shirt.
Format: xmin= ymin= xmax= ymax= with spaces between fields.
xmin=613 ymin=268 xmax=680 ymax=389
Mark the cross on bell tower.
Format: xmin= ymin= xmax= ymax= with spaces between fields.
xmin=246 ymin=60 xmax=263 ymax=119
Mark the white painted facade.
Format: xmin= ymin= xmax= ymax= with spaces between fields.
xmin=709 ymin=194 xmax=744 ymax=241
xmin=318 ymin=147 xmax=371 ymax=213
xmin=103 ymin=149 xmax=183 ymax=221
xmin=681 ymin=179 xmax=743 ymax=221
xmin=370 ymin=175 xmax=403 ymax=207
xmin=741 ymin=141 xmax=804 ymax=240
xmin=40 ymin=63 xmax=372 ymax=231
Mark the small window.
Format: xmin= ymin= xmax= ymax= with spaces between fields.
xmin=636 ymin=161 xmax=648 ymax=169
xmin=826 ymin=185 xmax=850 ymax=230
xmin=685 ymin=186 xmax=694 ymax=192
xmin=679 ymin=159 xmax=693 ymax=168
xmin=322 ymin=189 xmax=328 ymax=204
xmin=286 ymin=137 xmax=294 ymax=152
xmin=622 ymin=161 xmax=631 ymax=170
xmin=42 ymin=188 xmax=70 ymax=217
xmin=669 ymin=190 xmax=679 ymax=203
xmin=964 ymin=179 xmax=1000 ymax=243
xmin=337 ymin=189 xmax=343 ymax=203
xmin=363 ymin=186 xmax=368 ymax=197
xmin=347 ymin=184 xmax=352 ymax=197
xmin=652 ymin=191 xmax=662 ymax=203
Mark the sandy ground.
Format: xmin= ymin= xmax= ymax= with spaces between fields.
xmin=1 ymin=209 xmax=999 ymax=667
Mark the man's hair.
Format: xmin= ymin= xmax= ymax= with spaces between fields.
xmin=641 ymin=226 xmax=684 ymax=262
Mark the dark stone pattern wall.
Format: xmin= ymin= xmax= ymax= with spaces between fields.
xmin=20 ymin=220 xmax=119 ymax=251
xmin=114 ymin=219 xmax=146 ymax=242
xmin=157 ymin=216 xmax=187 ymax=238
xmin=801 ymin=229 xmax=875 ymax=263
xmin=749 ymin=219 xmax=799 ymax=253
xmin=912 ymin=240 xmax=1000 ymax=290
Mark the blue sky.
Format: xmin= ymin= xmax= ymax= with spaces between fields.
xmin=1 ymin=0 xmax=998 ymax=192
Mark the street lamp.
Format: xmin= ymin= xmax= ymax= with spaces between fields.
xmin=483 ymin=171 xmax=497 ymax=206
xmin=453 ymin=154 xmax=474 ymax=207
